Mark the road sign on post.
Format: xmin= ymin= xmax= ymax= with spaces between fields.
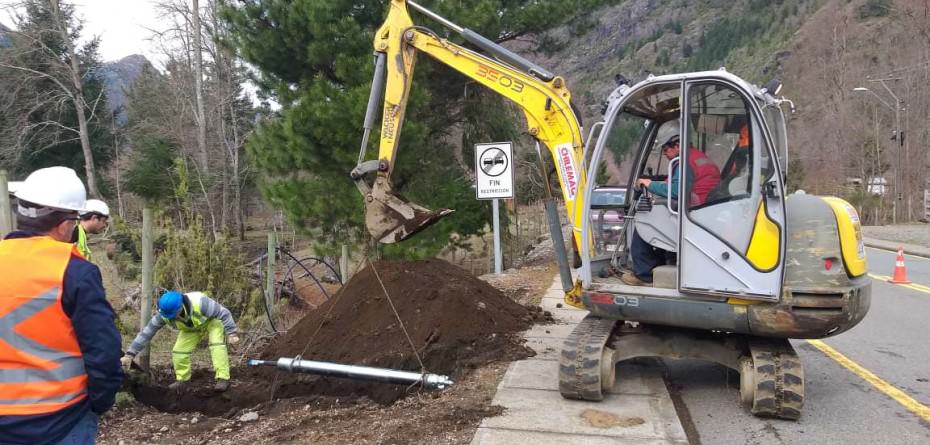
xmin=476 ymin=142 xmax=514 ymax=274
xmin=475 ymin=142 xmax=514 ymax=200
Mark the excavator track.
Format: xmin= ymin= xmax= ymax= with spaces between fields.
xmin=743 ymin=339 xmax=805 ymax=420
xmin=558 ymin=314 xmax=618 ymax=401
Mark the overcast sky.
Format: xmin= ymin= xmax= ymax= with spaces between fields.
xmin=73 ymin=0 xmax=161 ymax=62
xmin=1 ymin=0 xmax=265 ymax=104
xmin=1 ymin=0 xmax=161 ymax=62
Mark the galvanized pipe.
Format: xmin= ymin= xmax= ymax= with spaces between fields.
xmin=248 ymin=357 xmax=453 ymax=389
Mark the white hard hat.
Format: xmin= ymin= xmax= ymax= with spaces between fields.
xmin=7 ymin=181 xmax=22 ymax=195
xmin=14 ymin=166 xmax=87 ymax=214
xmin=82 ymin=199 xmax=110 ymax=217
xmin=655 ymin=119 xmax=680 ymax=147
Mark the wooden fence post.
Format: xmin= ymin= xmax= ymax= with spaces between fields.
xmin=139 ymin=206 xmax=154 ymax=369
xmin=0 ymin=170 xmax=11 ymax=236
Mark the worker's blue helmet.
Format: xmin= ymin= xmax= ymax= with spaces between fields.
xmin=158 ymin=291 xmax=184 ymax=319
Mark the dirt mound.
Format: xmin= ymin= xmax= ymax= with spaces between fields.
xmin=131 ymin=258 xmax=535 ymax=415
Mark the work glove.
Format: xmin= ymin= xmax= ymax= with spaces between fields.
xmin=228 ymin=334 xmax=240 ymax=345
xmin=120 ymin=353 xmax=134 ymax=370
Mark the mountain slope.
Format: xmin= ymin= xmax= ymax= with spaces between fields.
xmin=99 ymin=54 xmax=151 ymax=124
xmin=517 ymin=0 xmax=928 ymax=219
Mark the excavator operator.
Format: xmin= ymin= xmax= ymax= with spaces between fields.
xmin=621 ymin=133 xmax=720 ymax=286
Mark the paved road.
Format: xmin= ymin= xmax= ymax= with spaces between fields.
xmin=664 ymin=247 xmax=930 ymax=444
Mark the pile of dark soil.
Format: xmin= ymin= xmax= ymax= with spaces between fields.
xmin=131 ymin=258 xmax=535 ymax=415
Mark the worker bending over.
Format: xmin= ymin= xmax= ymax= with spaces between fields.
xmin=122 ymin=291 xmax=240 ymax=392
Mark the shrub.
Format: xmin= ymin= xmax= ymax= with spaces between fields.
xmin=857 ymin=0 xmax=891 ymax=20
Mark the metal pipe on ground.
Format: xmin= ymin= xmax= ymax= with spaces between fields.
xmin=248 ymin=357 xmax=453 ymax=389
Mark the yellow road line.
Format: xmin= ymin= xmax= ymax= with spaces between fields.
xmin=807 ymin=340 xmax=930 ymax=423
xmin=868 ymin=274 xmax=930 ymax=295
xmin=865 ymin=246 xmax=930 ymax=261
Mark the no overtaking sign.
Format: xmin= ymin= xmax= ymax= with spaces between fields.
xmin=475 ymin=142 xmax=514 ymax=200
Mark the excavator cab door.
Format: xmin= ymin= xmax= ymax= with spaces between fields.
xmin=677 ymin=80 xmax=786 ymax=301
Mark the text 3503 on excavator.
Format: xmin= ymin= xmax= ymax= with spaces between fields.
xmin=351 ymin=0 xmax=870 ymax=420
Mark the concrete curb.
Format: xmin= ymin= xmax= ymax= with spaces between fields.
xmin=863 ymin=237 xmax=930 ymax=259
xmin=470 ymin=277 xmax=687 ymax=445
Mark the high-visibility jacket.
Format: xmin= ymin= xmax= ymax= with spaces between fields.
xmin=0 ymin=236 xmax=88 ymax=416
xmin=687 ymin=147 xmax=721 ymax=206
xmin=166 ymin=292 xmax=210 ymax=332
xmin=127 ymin=292 xmax=238 ymax=356
xmin=74 ymin=224 xmax=92 ymax=261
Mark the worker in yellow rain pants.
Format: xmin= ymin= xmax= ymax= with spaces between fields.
xmin=122 ymin=290 xmax=240 ymax=392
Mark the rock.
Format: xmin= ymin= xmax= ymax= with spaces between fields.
xmin=191 ymin=417 xmax=200 ymax=424
xmin=159 ymin=426 xmax=169 ymax=432
xmin=239 ymin=411 xmax=259 ymax=422
xmin=118 ymin=441 xmax=126 ymax=445
xmin=477 ymin=301 xmax=487 ymax=310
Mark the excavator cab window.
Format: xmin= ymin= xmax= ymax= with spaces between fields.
xmin=683 ymin=83 xmax=757 ymax=252
xmin=589 ymin=111 xmax=650 ymax=256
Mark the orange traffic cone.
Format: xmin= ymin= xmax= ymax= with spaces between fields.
xmin=888 ymin=246 xmax=912 ymax=284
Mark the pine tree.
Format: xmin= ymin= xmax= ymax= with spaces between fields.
xmin=218 ymin=0 xmax=618 ymax=257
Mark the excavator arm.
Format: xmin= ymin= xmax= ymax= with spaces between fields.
xmin=352 ymin=0 xmax=587 ymax=246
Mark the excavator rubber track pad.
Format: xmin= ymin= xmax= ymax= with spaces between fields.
xmin=749 ymin=338 xmax=805 ymax=420
xmin=559 ymin=314 xmax=618 ymax=401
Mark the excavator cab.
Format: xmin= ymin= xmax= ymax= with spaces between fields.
xmin=562 ymin=72 xmax=871 ymax=419
xmin=585 ymin=76 xmax=788 ymax=300
xmin=580 ymin=73 xmax=793 ymax=298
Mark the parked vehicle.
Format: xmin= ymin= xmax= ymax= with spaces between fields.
xmin=590 ymin=186 xmax=627 ymax=253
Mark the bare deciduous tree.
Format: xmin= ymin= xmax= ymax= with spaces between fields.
xmin=0 ymin=0 xmax=105 ymax=195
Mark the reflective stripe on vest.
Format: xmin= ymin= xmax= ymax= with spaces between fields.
xmin=0 ymin=237 xmax=88 ymax=415
xmin=165 ymin=292 xmax=208 ymax=332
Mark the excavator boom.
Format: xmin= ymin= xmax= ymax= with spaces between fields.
xmin=352 ymin=0 xmax=586 ymax=244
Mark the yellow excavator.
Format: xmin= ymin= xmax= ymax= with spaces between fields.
xmin=351 ymin=0 xmax=871 ymax=420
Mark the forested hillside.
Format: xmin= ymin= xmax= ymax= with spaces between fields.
xmin=525 ymin=0 xmax=929 ymax=222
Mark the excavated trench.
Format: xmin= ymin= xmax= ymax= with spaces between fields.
xmin=130 ymin=259 xmax=538 ymax=416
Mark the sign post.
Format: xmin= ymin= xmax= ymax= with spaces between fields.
xmin=475 ymin=142 xmax=515 ymax=274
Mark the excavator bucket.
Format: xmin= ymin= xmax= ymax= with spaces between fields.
xmin=365 ymin=176 xmax=454 ymax=244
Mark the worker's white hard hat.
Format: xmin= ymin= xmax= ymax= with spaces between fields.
xmin=82 ymin=199 xmax=110 ymax=217
xmin=655 ymin=119 xmax=680 ymax=147
xmin=14 ymin=166 xmax=87 ymax=216
xmin=7 ymin=181 xmax=22 ymax=195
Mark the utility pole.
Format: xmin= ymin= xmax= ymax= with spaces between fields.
xmin=872 ymin=78 xmax=904 ymax=223
xmin=853 ymin=77 xmax=904 ymax=223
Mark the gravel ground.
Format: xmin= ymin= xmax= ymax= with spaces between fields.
xmin=862 ymin=224 xmax=930 ymax=249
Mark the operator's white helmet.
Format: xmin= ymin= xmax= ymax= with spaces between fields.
xmin=655 ymin=119 xmax=680 ymax=148
xmin=14 ymin=166 xmax=88 ymax=216
xmin=81 ymin=199 xmax=110 ymax=217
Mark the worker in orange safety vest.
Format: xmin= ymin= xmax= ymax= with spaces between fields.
xmin=0 ymin=167 xmax=123 ymax=444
